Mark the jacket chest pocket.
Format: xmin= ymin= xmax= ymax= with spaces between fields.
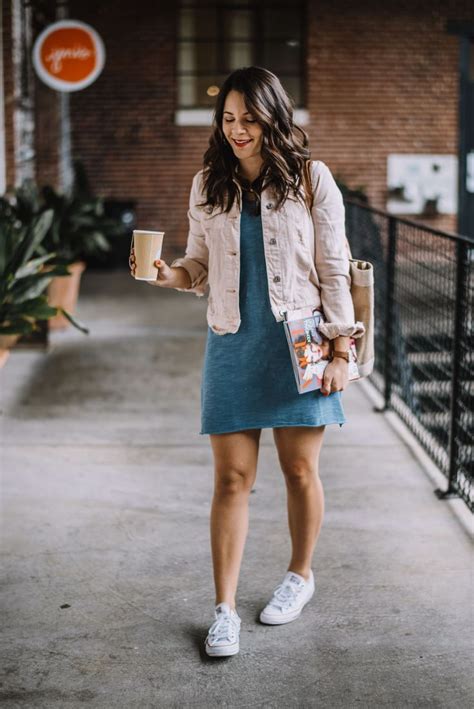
xmin=273 ymin=206 xmax=314 ymax=304
xmin=201 ymin=209 xmax=230 ymax=294
xmin=280 ymin=203 xmax=314 ymax=270
xmin=280 ymin=199 xmax=312 ymax=242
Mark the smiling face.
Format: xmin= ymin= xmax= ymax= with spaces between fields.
xmin=222 ymin=90 xmax=264 ymax=162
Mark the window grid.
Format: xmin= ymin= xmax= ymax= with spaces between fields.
xmin=177 ymin=0 xmax=307 ymax=109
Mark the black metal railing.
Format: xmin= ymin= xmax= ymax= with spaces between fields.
xmin=345 ymin=199 xmax=473 ymax=513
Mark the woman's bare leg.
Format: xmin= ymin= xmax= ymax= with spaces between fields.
xmin=209 ymin=428 xmax=262 ymax=610
xmin=272 ymin=425 xmax=326 ymax=581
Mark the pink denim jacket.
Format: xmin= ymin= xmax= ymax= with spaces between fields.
xmin=171 ymin=160 xmax=366 ymax=339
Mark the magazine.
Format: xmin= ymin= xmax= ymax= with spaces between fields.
xmin=283 ymin=308 xmax=360 ymax=394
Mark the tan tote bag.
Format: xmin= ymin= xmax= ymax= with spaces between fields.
xmin=345 ymin=240 xmax=375 ymax=377
xmin=303 ymin=159 xmax=375 ymax=378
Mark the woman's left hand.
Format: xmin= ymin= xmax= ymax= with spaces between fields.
xmin=321 ymin=358 xmax=349 ymax=395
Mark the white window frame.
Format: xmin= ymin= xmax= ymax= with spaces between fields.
xmin=175 ymin=107 xmax=309 ymax=126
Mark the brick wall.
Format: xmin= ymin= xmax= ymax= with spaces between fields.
xmin=4 ymin=0 xmax=472 ymax=252
xmin=34 ymin=84 xmax=61 ymax=190
xmin=69 ymin=0 xmax=182 ymax=258
xmin=306 ymin=0 xmax=472 ymax=235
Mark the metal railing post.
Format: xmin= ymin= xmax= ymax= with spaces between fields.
xmin=381 ymin=216 xmax=397 ymax=411
xmin=435 ymin=239 xmax=469 ymax=500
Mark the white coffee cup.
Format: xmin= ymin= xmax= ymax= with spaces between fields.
xmin=131 ymin=230 xmax=164 ymax=280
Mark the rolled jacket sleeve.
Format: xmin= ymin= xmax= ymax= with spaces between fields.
xmin=311 ymin=161 xmax=365 ymax=340
xmin=170 ymin=170 xmax=209 ymax=297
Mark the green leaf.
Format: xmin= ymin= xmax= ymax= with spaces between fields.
xmin=90 ymin=232 xmax=111 ymax=251
xmin=57 ymin=307 xmax=89 ymax=334
xmin=38 ymin=264 xmax=72 ymax=278
xmin=9 ymin=209 xmax=54 ymax=275
xmin=0 ymin=225 xmax=8 ymax=276
xmin=69 ymin=215 xmax=97 ymax=228
xmin=8 ymin=302 xmax=57 ymax=319
xmin=51 ymin=219 xmax=61 ymax=247
xmin=8 ymin=274 xmax=53 ymax=302
xmin=23 ymin=209 xmax=55 ymax=263
xmin=40 ymin=255 xmax=73 ymax=269
xmin=1 ymin=296 xmax=55 ymax=317
xmin=0 ymin=320 xmax=35 ymax=335
xmin=14 ymin=252 xmax=57 ymax=279
xmin=0 ymin=223 xmax=26 ymax=278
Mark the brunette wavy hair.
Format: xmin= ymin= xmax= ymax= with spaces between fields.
xmin=197 ymin=66 xmax=312 ymax=214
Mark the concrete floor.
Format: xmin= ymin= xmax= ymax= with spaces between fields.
xmin=1 ymin=270 xmax=473 ymax=708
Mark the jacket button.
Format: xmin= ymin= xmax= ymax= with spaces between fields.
xmin=269 ymin=238 xmax=277 ymax=245
xmin=266 ymin=203 xmax=273 ymax=209
xmin=273 ymin=275 xmax=281 ymax=283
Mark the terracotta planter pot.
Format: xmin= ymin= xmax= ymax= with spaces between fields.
xmin=0 ymin=333 xmax=21 ymax=368
xmin=47 ymin=260 xmax=87 ymax=330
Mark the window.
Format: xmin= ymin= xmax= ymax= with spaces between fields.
xmin=177 ymin=0 xmax=306 ymax=110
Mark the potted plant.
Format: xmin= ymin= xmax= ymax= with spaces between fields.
xmin=0 ymin=207 xmax=88 ymax=367
xmin=1 ymin=162 xmax=127 ymax=330
xmin=39 ymin=160 xmax=127 ymax=329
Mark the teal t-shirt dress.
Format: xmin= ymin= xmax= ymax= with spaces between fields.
xmin=200 ymin=189 xmax=346 ymax=435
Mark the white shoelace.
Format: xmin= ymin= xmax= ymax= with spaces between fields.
xmin=208 ymin=612 xmax=240 ymax=644
xmin=269 ymin=582 xmax=303 ymax=611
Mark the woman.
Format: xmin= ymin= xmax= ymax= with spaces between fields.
xmin=130 ymin=66 xmax=365 ymax=658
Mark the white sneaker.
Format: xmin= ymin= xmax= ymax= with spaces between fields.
xmin=205 ymin=602 xmax=241 ymax=657
xmin=259 ymin=569 xmax=315 ymax=625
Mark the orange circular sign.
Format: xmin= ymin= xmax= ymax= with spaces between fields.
xmin=33 ymin=20 xmax=105 ymax=91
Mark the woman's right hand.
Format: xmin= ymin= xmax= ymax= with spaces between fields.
xmin=129 ymin=247 xmax=177 ymax=288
